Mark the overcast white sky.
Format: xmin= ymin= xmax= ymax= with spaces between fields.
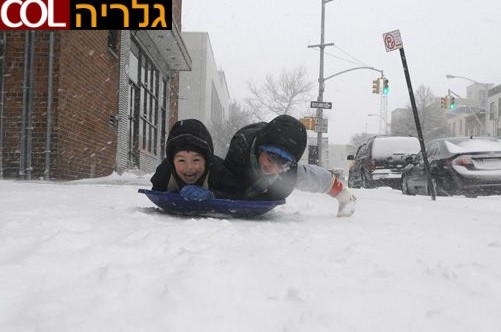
xmin=181 ymin=0 xmax=500 ymax=144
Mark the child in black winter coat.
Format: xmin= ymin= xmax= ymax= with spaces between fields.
xmin=223 ymin=114 xmax=357 ymax=217
xmin=150 ymin=119 xmax=239 ymax=201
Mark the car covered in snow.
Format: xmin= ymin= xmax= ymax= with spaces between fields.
xmin=347 ymin=135 xmax=421 ymax=189
xmin=401 ymin=137 xmax=501 ymax=197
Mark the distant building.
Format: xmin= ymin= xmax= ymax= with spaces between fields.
xmin=390 ymin=108 xmax=408 ymax=132
xmin=445 ymin=83 xmax=495 ymax=138
xmin=463 ymin=83 xmax=494 ymax=137
xmin=487 ymin=84 xmax=501 ymax=137
xmin=447 ymin=106 xmax=487 ymax=137
xmin=178 ymin=32 xmax=230 ymax=130
xmin=465 ymin=83 xmax=492 ymax=109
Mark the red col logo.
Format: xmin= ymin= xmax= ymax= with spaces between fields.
xmin=0 ymin=0 xmax=70 ymax=29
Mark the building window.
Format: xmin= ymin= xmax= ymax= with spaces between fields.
xmin=108 ymin=30 xmax=119 ymax=56
xmin=139 ymin=55 xmax=160 ymax=155
xmin=129 ymin=39 xmax=170 ymax=160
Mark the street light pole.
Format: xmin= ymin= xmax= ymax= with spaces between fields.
xmin=446 ymin=74 xmax=480 ymax=85
xmin=308 ymin=0 xmax=334 ymax=167
xmin=367 ymin=113 xmax=389 ymax=134
xmin=446 ymin=74 xmax=491 ymax=118
xmin=324 ymin=66 xmax=382 ymax=81
xmin=316 ymin=0 xmax=333 ymax=167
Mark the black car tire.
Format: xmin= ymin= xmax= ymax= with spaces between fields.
xmin=361 ymin=172 xmax=376 ymax=189
xmin=464 ymin=191 xmax=478 ymax=198
xmin=431 ymin=178 xmax=450 ymax=197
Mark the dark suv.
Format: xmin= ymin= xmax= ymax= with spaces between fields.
xmin=347 ymin=135 xmax=420 ymax=189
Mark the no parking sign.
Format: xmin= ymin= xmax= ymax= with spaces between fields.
xmin=382 ymin=30 xmax=403 ymax=52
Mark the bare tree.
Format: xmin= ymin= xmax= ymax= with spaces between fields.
xmin=391 ymin=85 xmax=449 ymax=141
xmin=245 ymin=65 xmax=314 ymax=120
xmin=348 ymin=132 xmax=378 ymax=155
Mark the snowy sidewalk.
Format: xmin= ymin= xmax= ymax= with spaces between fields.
xmin=1 ymin=176 xmax=501 ymax=331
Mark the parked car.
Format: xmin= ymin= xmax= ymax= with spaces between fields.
xmin=348 ymin=135 xmax=420 ymax=189
xmin=347 ymin=135 xmax=421 ymax=189
xmin=401 ymin=137 xmax=501 ymax=197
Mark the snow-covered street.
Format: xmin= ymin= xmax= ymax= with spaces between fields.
xmin=1 ymin=174 xmax=501 ymax=331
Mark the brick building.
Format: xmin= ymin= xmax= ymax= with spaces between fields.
xmin=0 ymin=2 xmax=191 ymax=180
xmin=0 ymin=30 xmax=120 ymax=180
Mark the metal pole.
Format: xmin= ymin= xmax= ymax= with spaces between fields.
xmin=315 ymin=0 xmax=328 ymax=166
xmin=400 ymin=47 xmax=435 ymax=200
xmin=20 ymin=31 xmax=30 ymax=178
xmin=44 ymin=32 xmax=54 ymax=180
xmin=307 ymin=0 xmax=340 ymax=166
xmin=0 ymin=33 xmax=5 ymax=179
xmin=26 ymin=31 xmax=35 ymax=181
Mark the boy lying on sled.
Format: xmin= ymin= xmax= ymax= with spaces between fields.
xmin=150 ymin=116 xmax=356 ymax=218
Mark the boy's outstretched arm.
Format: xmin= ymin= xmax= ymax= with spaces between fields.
xmin=295 ymin=164 xmax=357 ymax=217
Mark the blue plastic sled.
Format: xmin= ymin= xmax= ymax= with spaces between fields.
xmin=138 ymin=189 xmax=285 ymax=218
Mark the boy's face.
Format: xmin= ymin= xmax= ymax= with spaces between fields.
xmin=258 ymin=151 xmax=289 ymax=175
xmin=173 ymin=151 xmax=206 ymax=184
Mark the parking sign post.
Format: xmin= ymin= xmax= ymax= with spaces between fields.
xmin=383 ymin=29 xmax=435 ymax=200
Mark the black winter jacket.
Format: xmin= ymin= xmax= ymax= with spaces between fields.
xmin=151 ymin=156 xmax=240 ymax=199
xmin=224 ymin=115 xmax=307 ymax=200
xmin=151 ymin=119 xmax=240 ymax=199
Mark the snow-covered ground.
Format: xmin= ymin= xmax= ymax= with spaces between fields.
xmin=1 ymin=173 xmax=501 ymax=332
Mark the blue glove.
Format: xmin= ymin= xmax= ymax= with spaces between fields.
xmin=180 ymin=185 xmax=215 ymax=201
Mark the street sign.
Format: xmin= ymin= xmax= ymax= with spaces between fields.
xmin=382 ymin=30 xmax=403 ymax=52
xmin=310 ymin=101 xmax=332 ymax=109
xmin=315 ymin=118 xmax=328 ymax=133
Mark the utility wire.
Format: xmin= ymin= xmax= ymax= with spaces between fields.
xmin=324 ymin=50 xmax=361 ymax=66
xmin=333 ymin=45 xmax=370 ymax=67
xmin=312 ymin=46 xmax=370 ymax=67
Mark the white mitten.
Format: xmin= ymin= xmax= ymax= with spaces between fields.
xmin=335 ymin=187 xmax=357 ymax=217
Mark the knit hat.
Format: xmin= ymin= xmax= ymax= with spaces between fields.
xmin=254 ymin=115 xmax=307 ymax=163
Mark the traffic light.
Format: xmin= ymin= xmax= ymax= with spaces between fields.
xmin=382 ymin=79 xmax=389 ymax=95
xmin=371 ymin=79 xmax=381 ymax=94
xmin=440 ymin=97 xmax=447 ymax=109
xmin=300 ymin=117 xmax=316 ymax=130
xmin=449 ymin=96 xmax=456 ymax=109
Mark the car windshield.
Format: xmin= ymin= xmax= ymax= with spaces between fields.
xmin=444 ymin=138 xmax=501 ymax=153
